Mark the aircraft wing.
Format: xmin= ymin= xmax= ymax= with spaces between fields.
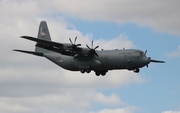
xmin=21 ymin=36 xmax=63 ymax=47
xmin=20 ymin=36 xmax=84 ymax=56
xmin=21 ymin=36 xmax=76 ymax=55
xmin=20 ymin=36 xmax=98 ymax=58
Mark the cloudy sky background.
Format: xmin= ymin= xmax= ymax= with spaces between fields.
xmin=0 ymin=0 xmax=180 ymax=113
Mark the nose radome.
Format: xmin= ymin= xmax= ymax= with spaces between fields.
xmin=142 ymin=57 xmax=150 ymax=65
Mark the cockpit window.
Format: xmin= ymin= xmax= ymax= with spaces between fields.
xmin=140 ymin=52 xmax=146 ymax=57
xmin=140 ymin=52 xmax=143 ymax=57
xmin=134 ymin=51 xmax=145 ymax=57
xmin=134 ymin=51 xmax=140 ymax=55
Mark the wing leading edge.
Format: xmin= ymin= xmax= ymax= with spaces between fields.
xmin=20 ymin=36 xmax=73 ymax=55
xmin=21 ymin=36 xmax=63 ymax=47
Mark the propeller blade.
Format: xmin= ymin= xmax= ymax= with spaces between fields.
xmin=150 ymin=59 xmax=165 ymax=63
xmin=145 ymin=50 xmax=147 ymax=55
xmin=94 ymin=51 xmax=99 ymax=57
xmin=94 ymin=46 xmax=99 ymax=50
xmin=86 ymin=44 xmax=91 ymax=50
xmin=69 ymin=38 xmax=73 ymax=44
xmin=76 ymin=44 xmax=81 ymax=46
xmin=74 ymin=36 xmax=77 ymax=44
xmin=91 ymin=41 xmax=93 ymax=48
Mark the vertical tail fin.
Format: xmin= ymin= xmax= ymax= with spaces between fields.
xmin=35 ymin=21 xmax=51 ymax=53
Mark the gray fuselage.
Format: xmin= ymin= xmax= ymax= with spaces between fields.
xmin=14 ymin=21 xmax=164 ymax=76
xmin=43 ymin=49 xmax=150 ymax=72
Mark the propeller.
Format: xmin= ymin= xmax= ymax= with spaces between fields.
xmin=86 ymin=41 xmax=99 ymax=57
xmin=144 ymin=50 xmax=148 ymax=67
xmin=145 ymin=50 xmax=147 ymax=55
xmin=67 ymin=37 xmax=81 ymax=51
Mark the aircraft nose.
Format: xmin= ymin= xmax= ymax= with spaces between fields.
xmin=142 ymin=57 xmax=151 ymax=65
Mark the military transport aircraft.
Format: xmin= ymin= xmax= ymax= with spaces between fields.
xmin=14 ymin=21 xmax=165 ymax=76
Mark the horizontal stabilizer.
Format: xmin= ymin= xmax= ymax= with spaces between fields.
xmin=21 ymin=36 xmax=63 ymax=47
xmin=13 ymin=49 xmax=43 ymax=56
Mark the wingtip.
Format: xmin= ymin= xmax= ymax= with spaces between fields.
xmin=13 ymin=49 xmax=43 ymax=56
xmin=20 ymin=36 xmax=29 ymax=38
xmin=13 ymin=49 xmax=20 ymax=52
